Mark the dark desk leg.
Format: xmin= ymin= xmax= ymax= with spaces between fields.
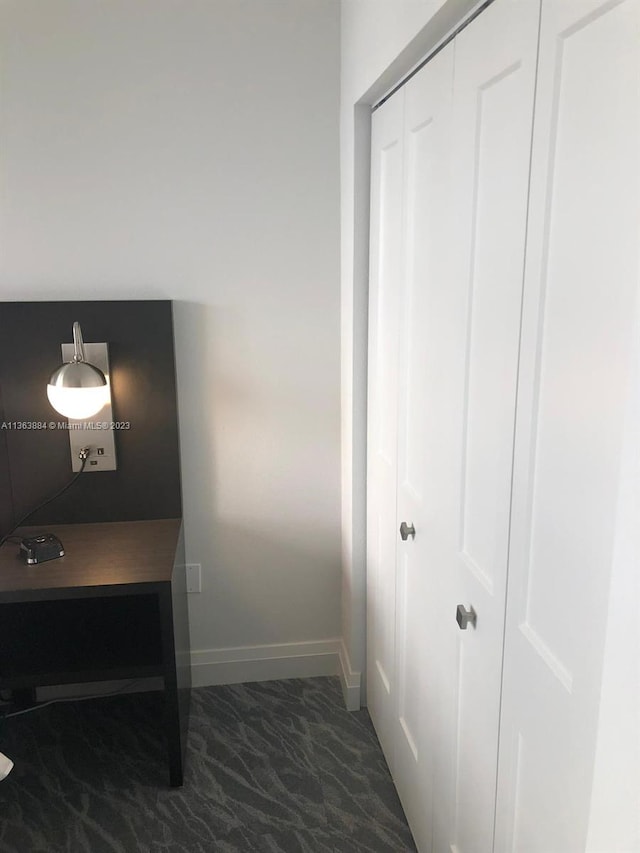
xmin=159 ymin=588 xmax=186 ymax=787
xmin=159 ymin=533 xmax=191 ymax=787
xmin=164 ymin=678 xmax=184 ymax=787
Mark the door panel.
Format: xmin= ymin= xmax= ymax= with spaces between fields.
xmin=367 ymin=91 xmax=404 ymax=769
xmin=444 ymin=2 xmax=541 ymax=851
xmin=394 ymin=44 xmax=455 ymax=852
xmin=495 ymin=0 xmax=640 ymax=850
xmin=459 ymin=62 xmax=534 ymax=596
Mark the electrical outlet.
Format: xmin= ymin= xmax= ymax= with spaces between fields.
xmin=185 ymin=563 xmax=201 ymax=593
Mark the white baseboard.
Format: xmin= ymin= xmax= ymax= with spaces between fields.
xmin=190 ymin=639 xmax=339 ymax=686
xmin=33 ymin=640 xmax=364 ymax=712
xmin=337 ymin=640 xmax=362 ymax=711
xmin=191 ymin=638 xmax=362 ymax=710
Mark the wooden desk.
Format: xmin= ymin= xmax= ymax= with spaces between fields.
xmin=0 ymin=518 xmax=191 ymax=787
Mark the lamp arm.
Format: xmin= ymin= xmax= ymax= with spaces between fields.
xmin=72 ymin=321 xmax=86 ymax=363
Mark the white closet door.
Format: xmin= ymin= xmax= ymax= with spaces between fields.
xmin=495 ymin=0 xmax=640 ymax=850
xmin=366 ymin=89 xmax=404 ymax=769
xmin=393 ymin=43 xmax=455 ymax=852
xmin=441 ymin=1 xmax=541 ymax=851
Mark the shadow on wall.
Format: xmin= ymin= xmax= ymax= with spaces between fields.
xmin=203 ymin=519 xmax=342 ymax=648
xmin=172 ymin=299 xmax=341 ymax=652
xmin=172 ymin=300 xmax=219 ymax=563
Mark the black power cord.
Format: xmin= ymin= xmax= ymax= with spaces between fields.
xmin=1 ymin=678 xmax=149 ymax=720
xmin=0 ymin=448 xmax=90 ymax=548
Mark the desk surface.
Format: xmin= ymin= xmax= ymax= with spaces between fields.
xmin=0 ymin=518 xmax=182 ymax=594
xmin=0 ymin=516 xmax=190 ymax=785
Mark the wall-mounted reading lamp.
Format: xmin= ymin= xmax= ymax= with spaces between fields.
xmin=47 ymin=321 xmax=117 ymax=472
xmin=47 ymin=322 xmax=108 ymax=418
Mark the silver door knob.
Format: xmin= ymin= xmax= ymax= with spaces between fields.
xmin=399 ymin=522 xmax=416 ymax=541
xmin=456 ymin=604 xmax=477 ymax=630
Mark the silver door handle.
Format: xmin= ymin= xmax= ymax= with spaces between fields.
xmin=399 ymin=522 xmax=416 ymax=541
xmin=456 ymin=604 xmax=477 ymax=630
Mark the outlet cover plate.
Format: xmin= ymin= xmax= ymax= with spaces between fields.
xmin=186 ymin=563 xmax=201 ymax=593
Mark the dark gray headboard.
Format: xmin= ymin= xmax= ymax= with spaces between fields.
xmin=0 ymin=300 xmax=182 ymax=531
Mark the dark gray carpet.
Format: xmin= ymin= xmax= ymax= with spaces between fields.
xmin=0 ymin=677 xmax=417 ymax=852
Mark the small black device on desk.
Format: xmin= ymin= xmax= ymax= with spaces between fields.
xmin=20 ymin=534 xmax=65 ymax=565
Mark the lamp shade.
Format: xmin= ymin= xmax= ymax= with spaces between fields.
xmin=47 ymin=360 xmax=108 ymax=419
xmin=47 ymin=321 xmax=110 ymax=419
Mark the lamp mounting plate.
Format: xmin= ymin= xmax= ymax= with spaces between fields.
xmin=61 ymin=341 xmax=117 ymax=472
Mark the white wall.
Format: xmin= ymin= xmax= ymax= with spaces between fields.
xmin=0 ymin=0 xmax=342 ymax=683
xmin=340 ymin=0 xmax=478 ymax=695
